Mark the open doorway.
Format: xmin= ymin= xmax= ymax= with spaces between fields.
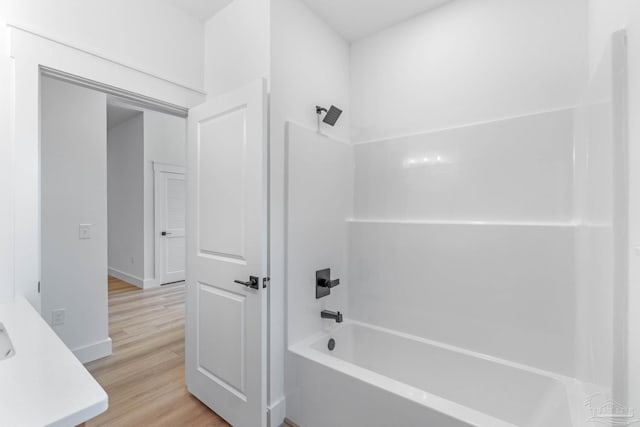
xmin=40 ymin=75 xmax=187 ymax=364
xmin=106 ymin=99 xmax=186 ymax=290
xmin=106 ymin=103 xmax=144 ymax=288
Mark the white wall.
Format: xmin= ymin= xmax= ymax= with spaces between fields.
xmin=350 ymin=0 xmax=588 ymax=142
xmin=143 ymin=110 xmax=186 ymax=287
xmin=40 ymin=76 xmax=110 ymax=362
xmin=588 ymin=0 xmax=633 ymax=74
xmin=271 ymin=0 xmax=350 ymax=142
xmin=0 ymin=23 xmax=12 ymax=300
xmin=107 ymin=113 xmax=144 ymax=285
xmin=0 ymin=0 xmax=204 ymax=90
xmin=271 ymin=0 xmax=350 ymax=423
xmin=204 ymin=0 xmax=270 ymax=97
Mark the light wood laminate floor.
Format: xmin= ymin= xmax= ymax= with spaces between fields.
xmin=84 ymin=276 xmax=230 ymax=426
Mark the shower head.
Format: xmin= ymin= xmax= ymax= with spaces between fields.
xmin=316 ymin=105 xmax=343 ymax=127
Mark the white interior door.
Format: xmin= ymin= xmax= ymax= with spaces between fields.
xmin=155 ymin=164 xmax=186 ymax=285
xmin=185 ymin=79 xmax=268 ymax=427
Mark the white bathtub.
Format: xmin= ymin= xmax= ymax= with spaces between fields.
xmin=288 ymin=321 xmax=593 ymax=427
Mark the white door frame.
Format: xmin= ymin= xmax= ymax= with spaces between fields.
xmin=153 ymin=162 xmax=186 ymax=286
xmin=8 ymin=24 xmax=204 ymax=310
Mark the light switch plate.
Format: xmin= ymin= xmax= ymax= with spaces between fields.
xmin=79 ymin=224 xmax=92 ymax=239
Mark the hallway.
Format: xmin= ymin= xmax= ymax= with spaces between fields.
xmin=85 ymin=277 xmax=229 ymax=426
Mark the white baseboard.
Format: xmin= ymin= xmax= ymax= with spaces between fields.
xmin=73 ymin=337 xmax=112 ymax=363
xmin=108 ymin=267 xmax=143 ymax=288
xmin=143 ymin=278 xmax=160 ymax=289
xmin=269 ymin=397 xmax=287 ymax=427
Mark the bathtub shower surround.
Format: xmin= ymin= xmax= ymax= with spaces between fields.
xmin=285 ymin=123 xmax=353 ymax=346
xmin=286 ymin=66 xmax=624 ymax=424
xmin=348 ymin=220 xmax=576 ymax=376
xmin=284 ymin=4 xmax=625 ymax=426
xmin=352 ymin=109 xmax=574 ymax=222
xmin=347 ymin=108 xmax=579 ymax=376
xmin=573 ymin=32 xmax=628 ymax=394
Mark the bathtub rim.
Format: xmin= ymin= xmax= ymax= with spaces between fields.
xmin=289 ymin=319 xmax=604 ymax=427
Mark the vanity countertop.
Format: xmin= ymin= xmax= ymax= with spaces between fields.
xmin=0 ymin=297 xmax=107 ymax=426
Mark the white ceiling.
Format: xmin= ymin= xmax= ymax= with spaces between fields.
xmin=301 ymin=0 xmax=453 ymax=41
xmin=107 ymin=104 xmax=142 ymax=130
xmin=163 ymin=0 xmax=233 ymax=22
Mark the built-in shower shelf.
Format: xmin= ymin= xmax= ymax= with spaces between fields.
xmin=346 ymin=218 xmax=579 ymax=227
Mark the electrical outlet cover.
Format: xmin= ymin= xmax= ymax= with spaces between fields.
xmin=79 ymin=224 xmax=92 ymax=239
xmin=52 ymin=309 xmax=65 ymax=326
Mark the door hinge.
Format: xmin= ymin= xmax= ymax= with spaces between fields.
xmin=262 ymin=277 xmax=270 ymax=289
xmin=37 ymin=281 xmax=40 ymax=293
